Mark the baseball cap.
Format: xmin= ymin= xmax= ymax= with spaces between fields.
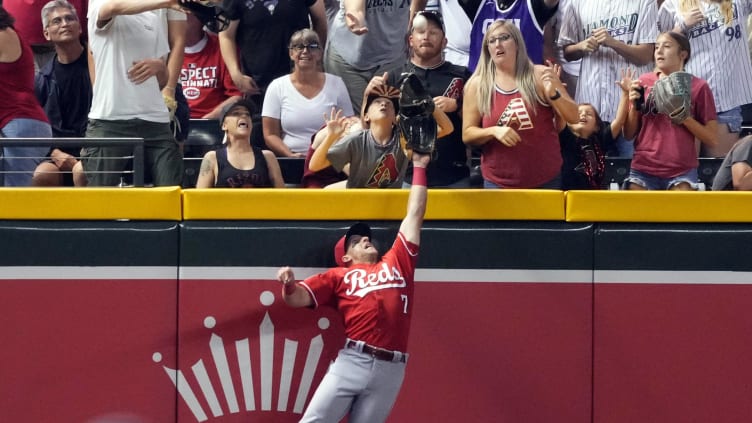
xmin=360 ymin=91 xmax=400 ymax=128
xmin=219 ymin=99 xmax=257 ymax=128
xmin=412 ymin=10 xmax=445 ymax=33
xmin=333 ymin=222 xmax=372 ymax=267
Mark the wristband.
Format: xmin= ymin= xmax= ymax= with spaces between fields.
xmin=549 ymin=89 xmax=561 ymax=101
xmin=412 ymin=166 xmax=427 ymax=187
xmin=283 ymin=282 xmax=296 ymax=296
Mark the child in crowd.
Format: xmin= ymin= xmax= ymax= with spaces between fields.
xmin=623 ymin=31 xmax=718 ymax=190
xmin=558 ymin=68 xmax=635 ymax=189
xmin=310 ymin=83 xmax=451 ymax=189
xmin=301 ymin=115 xmax=361 ymax=188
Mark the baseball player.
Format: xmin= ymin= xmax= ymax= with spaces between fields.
xmin=468 ymin=0 xmax=560 ymax=70
xmin=276 ymin=150 xmax=431 ymax=423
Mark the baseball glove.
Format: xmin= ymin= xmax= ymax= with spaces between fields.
xmin=648 ymin=71 xmax=692 ymax=125
xmin=398 ymin=73 xmax=437 ymax=154
xmin=178 ymin=1 xmax=230 ymax=33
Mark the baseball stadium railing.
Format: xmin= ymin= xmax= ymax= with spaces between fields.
xmin=0 ymin=137 xmax=144 ymax=187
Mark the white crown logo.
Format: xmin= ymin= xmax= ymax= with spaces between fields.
xmin=152 ymin=290 xmax=330 ymax=422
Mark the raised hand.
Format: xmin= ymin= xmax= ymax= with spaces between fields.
xmin=541 ymin=60 xmax=563 ymax=98
xmin=323 ymin=107 xmax=348 ymax=139
xmin=616 ymin=67 xmax=637 ymax=93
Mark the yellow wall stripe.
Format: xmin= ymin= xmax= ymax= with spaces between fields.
xmin=0 ymin=187 xmax=182 ymax=220
xmin=181 ymin=189 xmax=566 ymax=220
xmin=6 ymin=188 xmax=752 ymax=222
xmin=566 ymin=190 xmax=752 ymax=222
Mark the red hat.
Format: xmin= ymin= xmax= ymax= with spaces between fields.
xmin=333 ymin=222 xmax=372 ymax=267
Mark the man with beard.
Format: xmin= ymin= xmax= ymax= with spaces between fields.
xmin=403 ymin=10 xmax=472 ymax=187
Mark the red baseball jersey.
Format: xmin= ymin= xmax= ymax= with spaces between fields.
xmin=181 ymin=34 xmax=242 ymax=118
xmin=300 ymin=232 xmax=418 ymax=352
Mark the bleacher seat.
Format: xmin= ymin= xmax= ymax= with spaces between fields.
xmin=277 ymin=158 xmax=305 ymax=186
xmin=602 ymin=157 xmax=631 ymax=189
xmin=741 ymin=103 xmax=752 ymax=138
xmin=697 ymin=157 xmax=723 ymax=188
xmin=602 ymin=157 xmax=723 ymax=190
xmin=184 ymin=119 xmax=224 ymax=158
xmin=183 ymin=119 xmax=223 ymax=188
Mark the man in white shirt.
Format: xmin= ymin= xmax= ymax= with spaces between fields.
xmin=84 ymin=0 xmax=183 ymax=186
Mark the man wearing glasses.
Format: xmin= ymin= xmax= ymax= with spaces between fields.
xmin=32 ymin=0 xmax=90 ymax=186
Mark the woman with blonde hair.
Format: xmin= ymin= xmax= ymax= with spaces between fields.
xmin=658 ymin=0 xmax=752 ymax=157
xmin=462 ymin=19 xmax=579 ymax=189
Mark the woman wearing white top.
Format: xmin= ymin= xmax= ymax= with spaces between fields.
xmin=262 ymin=29 xmax=354 ymax=157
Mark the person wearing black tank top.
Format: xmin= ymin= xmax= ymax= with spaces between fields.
xmin=196 ymin=99 xmax=285 ymax=188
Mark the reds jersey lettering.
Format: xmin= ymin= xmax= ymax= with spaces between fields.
xmin=301 ymin=234 xmax=418 ymax=351
xmin=343 ymin=263 xmax=407 ymax=297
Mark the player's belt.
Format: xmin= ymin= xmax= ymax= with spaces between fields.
xmin=345 ymin=340 xmax=407 ymax=363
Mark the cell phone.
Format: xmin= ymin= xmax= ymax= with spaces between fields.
xmin=634 ymin=86 xmax=645 ymax=111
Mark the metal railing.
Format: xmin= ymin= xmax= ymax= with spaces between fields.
xmin=0 ymin=138 xmax=144 ymax=187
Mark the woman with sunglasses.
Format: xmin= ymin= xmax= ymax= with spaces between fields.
xmin=262 ymin=29 xmax=353 ymax=158
xmin=462 ymin=19 xmax=579 ymax=189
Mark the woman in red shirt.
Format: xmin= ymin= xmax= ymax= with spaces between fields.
xmin=0 ymin=6 xmax=53 ymax=187
xmin=462 ymin=19 xmax=579 ymax=189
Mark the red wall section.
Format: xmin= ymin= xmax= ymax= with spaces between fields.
xmin=593 ymin=284 xmax=752 ymax=423
xmin=0 ymin=279 xmax=178 ymax=423
xmin=398 ymin=282 xmax=592 ymax=423
xmin=174 ymin=279 xmax=346 ymax=423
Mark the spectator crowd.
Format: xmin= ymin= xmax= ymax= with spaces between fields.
xmin=1 ymin=0 xmax=751 ymax=190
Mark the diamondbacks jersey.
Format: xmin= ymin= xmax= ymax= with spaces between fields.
xmin=327 ymin=129 xmax=409 ymax=188
xmin=403 ymin=61 xmax=472 ymax=186
xmin=301 ymin=233 xmax=419 ymax=352
xmin=657 ymin=0 xmax=752 ymax=113
xmin=480 ymin=87 xmax=561 ymax=187
xmin=558 ymin=0 xmax=658 ymax=122
xmin=469 ymin=0 xmax=549 ymax=71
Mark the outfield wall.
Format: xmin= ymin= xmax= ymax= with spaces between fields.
xmin=1 ymin=189 xmax=751 ymax=423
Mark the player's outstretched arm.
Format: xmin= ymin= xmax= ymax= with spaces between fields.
xmin=399 ymin=152 xmax=430 ymax=246
xmin=277 ymin=266 xmax=313 ymax=308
